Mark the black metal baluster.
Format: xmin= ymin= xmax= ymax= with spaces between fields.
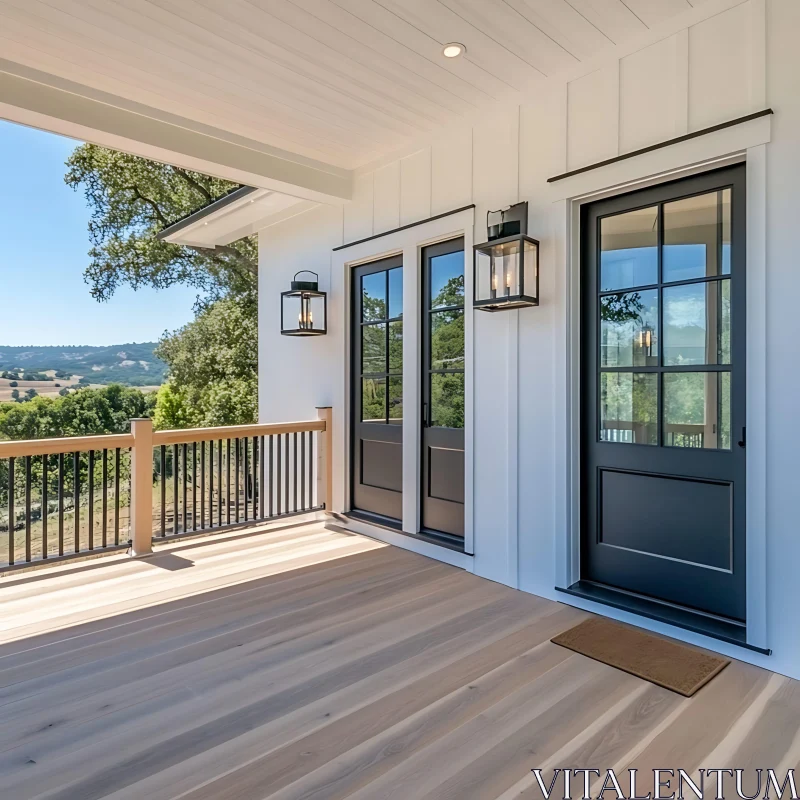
xmin=226 ymin=439 xmax=231 ymax=526
xmin=42 ymin=455 xmax=48 ymax=559
xmin=308 ymin=430 xmax=314 ymax=508
xmin=268 ymin=435 xmax=274 ymax=518
xmin=284 ymin=433 xmax=290 ymax=515
xmin=88 ymin=450 xmax=95 ymax=550
xmin=159 ymin=446 xmax=166 ymax=537
xmin=293 ymin=432 xmax=298 ymax=513
xmin=58 ymin=453 xmax=65 ymax=555
xmin=102 ymin=450 xmax=108 ymax=548
xmin=73 ymin=451 xmax=80 ymax=553
xmin=114 ymin=448 xmax=121 ymax=545
xmin=243 ymin=439 xmax=249 ymax=523
xmin=251 ymin=436 xmax=259 ymax=519
xmin=259 ymin=436 xmax=265 ymax=519
xmin=8 ymin=457 xmax=14 ymax=566
xmin=208 ymin=440 xmax=214 ymax=529
xmin=192 ymin=442 xmax=197 ymax=531
xmin=301 ymin=432 xmax=306 ymax=511
xmin=172 ymin=444 xmax=179 ymax=535
xmin=276 ymin=434 xmax=282 ymax=516
xmin=25 ymin=455 xmax=31 ymax=562
xmin=217 ymin=439 xmax=223 ymax=527
xmin=182 ymin=443 xmax=188 ymax=534
xmin=200 ymin=441 xmax=206 ymax=529
xmin=235 ymin=438 xmax=241 ymax=523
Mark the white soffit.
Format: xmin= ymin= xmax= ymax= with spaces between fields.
xmin=160 ymin=188 xmax=313 ymax=247
xmin=0 ymin=0 xmax=704 ymax=172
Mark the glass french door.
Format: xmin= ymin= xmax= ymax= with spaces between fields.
xmin=581 ymin=165 xmax=746 ymax=622
xmin=421 ymin=239 xmax=465 ymax=538
xmin=351 ymin=256 xmax=403 ymax=522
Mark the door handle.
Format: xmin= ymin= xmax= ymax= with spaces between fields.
xmin=738 ymin=427 xmax=746 ymax=448
xmin=422 ymin=402 xmax=429 ymax=428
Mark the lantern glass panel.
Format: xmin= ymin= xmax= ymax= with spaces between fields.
xmin=283 ymin=292 xmax=325 ymax=333
xmin=475 ymin=240 xmax=522 ymax=302
xmin=523 ymin=239 xmax=538 ymax=300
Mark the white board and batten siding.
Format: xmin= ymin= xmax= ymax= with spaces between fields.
xmin=258 ymin=0 xmax=800 ymax=678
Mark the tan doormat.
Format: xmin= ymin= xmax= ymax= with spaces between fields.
xmin=551 ymin=617 xmax=730 ymax=696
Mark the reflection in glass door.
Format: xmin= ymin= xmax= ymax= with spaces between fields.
xmin=581 ymin=165 xmax=746 ymax=622
xmin=351 ymin=256 xmax=403 ymax=522
xmin=421 ymin=238 xmax=465 ymax=539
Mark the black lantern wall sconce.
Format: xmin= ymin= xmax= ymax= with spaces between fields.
xmin=473 ymin=201 xmax=539 ymax=311
xmin=280 ymin=271 xmax=327 ymax=336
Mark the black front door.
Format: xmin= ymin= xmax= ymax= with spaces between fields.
xmin=581 ymin=165 xmax=746 ymax=622
xmin=351 ymin=256 xmax=403 ymax=522
xmin=421 ymin=239 xmax=465 ymax=538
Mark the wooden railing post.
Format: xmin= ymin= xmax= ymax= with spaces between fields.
xmin=316 ymin=407 xmax=333 ymax=512
xmin=130 ymin=418 xmax=154 ymax=556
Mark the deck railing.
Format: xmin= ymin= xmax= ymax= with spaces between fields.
xmin=0 ymin=408 xmax=332 ymax=571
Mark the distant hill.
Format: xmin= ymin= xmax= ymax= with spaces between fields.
xmin=0 ymin=343 xmax=167 ymax=387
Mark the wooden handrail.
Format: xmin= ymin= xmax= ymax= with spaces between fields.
xmin=0 ymin=433 xmax=134 ymax=459
xmin=151 ymin=419 xmax=326 ymax=446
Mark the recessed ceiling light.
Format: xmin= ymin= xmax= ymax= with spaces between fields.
xmin=442 ymin=42 xmax=466 ymax=59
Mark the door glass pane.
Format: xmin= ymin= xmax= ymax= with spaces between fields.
xmin=600 ymin=206 xmax=658 ymax=292
xmin=431 ymin=309 xmax=465 ymax=370
xmin=362 ymin=323 xmax=386 ymax=374
xmin=389 ymin=320 xmax=403 ymax=374
xmin=664 ymin=372 xmax=730 ymax=449
xmin=388 ymin=267 xmax=403 ymax=319
xmin=600 ymin=372 xmax=657 ymax=445
xmin=600 ymin=289 xmax=658 ymax=367
xmin=388 ymin=377 xmax=403 ymax=423
xmin=361 ymin=377 xmax=386 ymax=423
xmin=362 ymin=272 xmax=386 ymax=321
xmin=431 ymin=372 xmax=465 ymax=429
xmin=430 ymin=252 xmax=465 ymax=309
xmin=663 ymin=280 xmax=730 ymax=366
xmin=721 ymin=188 xmax=731 ymax=274
xmin=720 ymin=278 xmax=731 ymax=363
xmin=719 ymin=371 xmax=731 ymax=450
xmin=663 ymin=189 xmax=731 ymax=282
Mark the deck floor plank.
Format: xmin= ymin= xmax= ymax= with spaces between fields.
xmin=0 ymin=524 xmax=789 ymax=800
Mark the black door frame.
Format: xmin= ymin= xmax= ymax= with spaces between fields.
xmin=350 ymin=254 xmax=404 ymax=525
xmin=578 ymin=164 xmax=747 ymax=624
xmin=420 ymin=237 xmax=466 ymax=541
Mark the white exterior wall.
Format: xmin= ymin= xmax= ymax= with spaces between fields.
xmin=258 ymin=0 xmax=800 ymax=677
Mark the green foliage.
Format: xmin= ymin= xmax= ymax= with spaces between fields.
xmin=10 ymin=389 xmax=19 ymax=402
xmin=8 ymin=381 xmax=17 ymax=388
xmin=64 ymin=144 xmax=259 ymax=425
xmin=0 ymin=384 xmax=151 ymax=440
xmin=153 ymin=383 xmax=196 ymax=430
xmin=65 ymin=144 xmax=256 ymax=302
xmin=155 ymin=295 xmax=258 ymax=427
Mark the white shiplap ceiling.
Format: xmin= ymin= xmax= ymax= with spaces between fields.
xmin=0 ymin=0 xmax=703 ymax=169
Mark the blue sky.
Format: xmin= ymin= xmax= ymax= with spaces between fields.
xmin=0 ymin=120 xmax=200 ymax=346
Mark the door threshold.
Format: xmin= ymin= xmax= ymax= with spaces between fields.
xmin=557 ymin=581 xmax=771 ymax=656
xmin=342 ymin=512 xmax=468 ymax=554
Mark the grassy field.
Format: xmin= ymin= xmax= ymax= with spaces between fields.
xmin=0 ymin=374 xmax=161 ymax=403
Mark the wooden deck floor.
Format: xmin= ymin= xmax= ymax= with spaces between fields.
xmin=1 ymin=523 xmax=797 ymax=800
